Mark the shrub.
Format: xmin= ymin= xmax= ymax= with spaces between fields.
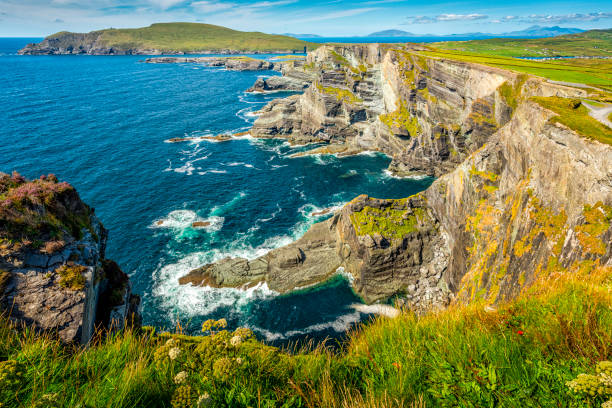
xmin=56 ymin=264 xmax=87 ymax=290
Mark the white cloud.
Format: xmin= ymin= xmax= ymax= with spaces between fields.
xmin=524 ymin=12 xmax=612 ymax=23
xmin=436 ymin=13 xmax=487 ymax=21
xmin=291 ymin=7 xmax=380 ymax=23
xmin=409 ymin=13 xmax=488 ymax=24
xmin=191 ymin=0 xmax=233 ymax=13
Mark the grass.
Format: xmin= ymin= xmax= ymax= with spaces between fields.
xmin=349 ymin=199 xmax=429 ymax=240
xmin=379 ymin=101 xmax=422 ymax=136
xmin=49 ymin=23 xmax=317 ymax=53
xmin=315 ymin=82 xmax=362 ymax=104
xmin=0 ymin=263 xmax=610 ymax=407
xmin=531 ymin=97 xmax=612 ymax=145
xmin=419 ymin=48 xmax=612 ymax=91
xmin=433 ymin=29 xmax=612 ymax=58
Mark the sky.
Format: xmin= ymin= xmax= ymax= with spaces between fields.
xmin=0 ymin=0 xmax=611 ymax=37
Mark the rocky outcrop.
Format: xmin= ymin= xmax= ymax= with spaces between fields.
xmin=180 ymin=194 xmax=451 ymax=308
xmin=247 ymin=44 xmax=589 ymax=176
xmin=145 ymin=57 xmax=276 ymax=71
xmin=182 ymin=43 xmax=611 ymax=311
xmin=19 ymin=32 xmax=167 ymax=56
xmin=0 ymin=173 xmax=140 ymax=343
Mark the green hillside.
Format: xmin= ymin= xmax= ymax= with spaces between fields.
xmin=434 ymin=28 xmax=612 ymax=57
xmin=50 ymin=23 xmax=316 ymax=53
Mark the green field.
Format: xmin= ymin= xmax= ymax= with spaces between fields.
xmin=434 ymin=29 xmax=612 ymax=58
xmin=420 ymin=48 xmax=612 ymax=92
xmin=49 ymin=23 xmax=317 ymax=53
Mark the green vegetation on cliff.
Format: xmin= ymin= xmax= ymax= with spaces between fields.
xmin=434 ymin=29 xmax=612 ymax=58
xmin=53 ymin=23 xmax=315 ymax=53
xmin=531 ymin=97 xmax=612 ymax=145
xmin=0 ymin=172 xmax=93 ymax=245
xmin=349 ymin=198 xmax=428 ymax=240
xmin=379 ymin=101 xmax=422 ymax=137
xmin=0 ymin=264 xmax=610 ymax=407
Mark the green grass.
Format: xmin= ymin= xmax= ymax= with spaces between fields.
xmin=0 ymin=264 xmax=610 ymax=407
xmin=349 ymin=198 xmax=429 ymax=240
xmin=50 ymin=23 xmax=317 ymax=53
xmin=420 ymin=48 xmax=612 ymax=91
xmin=531 ymin=97 xmax=612 ymax=146
xmin=314 ymin=82 xmax=362 ymax=104
xmin=434 ymin=29 xmax=612 ymax=58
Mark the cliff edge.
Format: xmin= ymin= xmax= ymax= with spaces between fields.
xmin=181 ymin=44 xmax=612 ymax=311
xmin=0 ymin=173 xmax=140 ymax=343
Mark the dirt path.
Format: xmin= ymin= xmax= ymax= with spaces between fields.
xmin=583 ymin=101 xmax=612 ymax=128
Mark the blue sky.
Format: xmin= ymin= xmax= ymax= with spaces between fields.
xmin=0 ymin=0 xmax=610 ymax=37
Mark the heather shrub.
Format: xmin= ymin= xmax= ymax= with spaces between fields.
xmin=0 ymin=172 xmax=92 ymax=244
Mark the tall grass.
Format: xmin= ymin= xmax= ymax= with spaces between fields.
xmin=1 ymin=265 xmax=610 ymax=407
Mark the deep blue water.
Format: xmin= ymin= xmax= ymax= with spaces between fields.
xmin=0 ymin=38 xmax=432 ymax=344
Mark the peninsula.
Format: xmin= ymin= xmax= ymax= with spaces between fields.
xmin=19 ymin=22 xmax=316 ymax=55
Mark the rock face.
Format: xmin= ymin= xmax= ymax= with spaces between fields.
xmin=181 ymin=43 xmax=611 ymax=311
xmin=145 ymin=57 xmax=276 ymax=71
xmin=18 ymin=32 xmax=166 ymax=56
xmin=0 ymin=173 xmax=140 ymax=343
xmin=181 ymin=194 xmax=451 ymax=308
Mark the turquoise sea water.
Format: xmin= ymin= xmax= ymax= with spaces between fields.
xmin=0 ymin=38 xmax=432 ymax=344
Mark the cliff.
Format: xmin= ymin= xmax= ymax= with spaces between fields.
xmin=0 ymin=173 xmax=139 ymax=343
xmin=18 ymin=23 xmax=314 ymax=56
xmin=182 ymin=44 xmax=611 ymax=310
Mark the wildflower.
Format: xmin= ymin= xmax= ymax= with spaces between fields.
xmin=174 ymin=371 xmax=188 ymax=384
xmin=197 ymin=392 xmax=212 ymax=407
xmin=215 ymin=318 xmax=227 ymax=329
xmin=166 ymin=338 xmax=177 ymax=346
xmin=602 ymin=399 xmax=612 ymax=408
xmin=169 ymin=347 xmax=182 ymax=360
xmin=517 ymin=330 xmax=524 ymax=336
xmin=230 ymin=335 xmax=243 ymax=348
xmin=213 ymin=357 xmax=232 ymax=381
xmin=233 ymin=327 xmax=253 ymax=339
xmin=171 ymin=385 xmax=196 ymax=408
xmin=236 ymin=357 xmax=243 ymax=365
xmin=392 ymin=362 xmax=401 ymax=370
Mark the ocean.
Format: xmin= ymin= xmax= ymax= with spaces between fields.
xmin=0 ymin=38 xmax=432 ymax=344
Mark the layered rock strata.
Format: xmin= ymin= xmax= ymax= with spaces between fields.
xmin=181 ymin=44 xmax=611 ymax=311
xmin=0 ymin=174 xmax=140 ymax=343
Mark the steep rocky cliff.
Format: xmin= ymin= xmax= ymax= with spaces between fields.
xmin=0 ymin=173 xmax=139 ymax=343
xmin=182 ymin=44 xmax=611 ymax=310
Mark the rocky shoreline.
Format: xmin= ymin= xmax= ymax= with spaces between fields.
xmin=178 ymin=44 xmax=612 ymax=312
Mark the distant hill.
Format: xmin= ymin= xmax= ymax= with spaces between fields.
xmin=282 ymin=33 xmax=322 ymax=38
xmin=368 ymin=29 xmax=414 ymax=37
xmin=433 ymin=28 xmax=612 ymax=57
xmin=367 ymin=25 xmax=584 ymax=39
xmin=19 ymin=22 xmax=317 ymax=55
xmin=502 ymin=25 xmax=584 ymax=37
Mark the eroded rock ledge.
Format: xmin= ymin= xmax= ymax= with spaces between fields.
xmin=181 ymin=44 xmax=611 ymax=311
xmin=0 ymin=173 xmax=140 ymax=343
xmin=145 ymin=57 xmax=276 ymax=71
xmin=181 ymin=194 xmax=451 ymax=308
